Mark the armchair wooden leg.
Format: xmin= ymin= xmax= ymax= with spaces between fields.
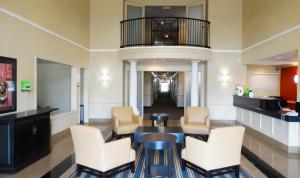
xmin=205 ymin=135 xmax=209 ymax=141
xmin=130 ymin=162 xmax=135 ymax=173
xmin=112 ymin=131 xmax=117 ymax=139
xmin=76 ymin=164 xmax=82 ymax=177
xmin=182 ymin=159 xmax=186 ymax=171
xmin=235 ymin=165 xmax=240 ymax=178
xmin=101 ymin=172 xmax=107 ymax=178
xmin=205 ymin=171 xmax=211 ymax=178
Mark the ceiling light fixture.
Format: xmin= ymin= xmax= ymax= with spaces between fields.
xmin=220 ymin=74 xmax=230 ymax=83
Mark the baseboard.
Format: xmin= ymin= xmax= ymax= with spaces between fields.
xmin=210 ymin=120 xmax=237 ymax=124
xmin=51 ymin=128 xmax=71 ymax=145
xmin=89 ymin=118 xmax=113 ymax=123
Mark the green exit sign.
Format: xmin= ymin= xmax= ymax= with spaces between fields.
xmin=21 ymin=81 xmax=32 ymax=92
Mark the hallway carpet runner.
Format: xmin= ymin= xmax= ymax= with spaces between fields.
xmin=144 ymin=93 xmax=184 ymax=120
xmin=70 ymin=146 xmax=251 ymax=178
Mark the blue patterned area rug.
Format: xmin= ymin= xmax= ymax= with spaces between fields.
xmin=70 ymin=146 xmax=251 ymax=178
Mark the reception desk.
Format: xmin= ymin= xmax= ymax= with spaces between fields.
xmin=233 ymin=96 xmax=300 ymax=149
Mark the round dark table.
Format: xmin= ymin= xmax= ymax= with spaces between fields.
xmin=141 ymin=133 xmax=176 ymax=178
xmin=150 ymin=113 xmax=169 ymax=127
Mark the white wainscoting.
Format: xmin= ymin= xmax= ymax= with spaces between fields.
xmin=207 ymin=103 xmax=236 ymax=120
xmin=235 ymin=107 xmax=300 ymax=147
xmin=143 ymin=95 xmax=152 ymax=107
xmin=177 ymin=95 xmax=184 ymax=107
xmin=88 ymin=101 xmax=123 ymax=119
xmin=51 ymin=110 xmax=79 ymax=135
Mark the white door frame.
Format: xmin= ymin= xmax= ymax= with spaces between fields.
xmin=186 ymin=1 xmax=206 ymax=19
xmin=134 ymin=62 xmax=206 ymax=113
xmin=124 ymin=2 xmax=145 ymax=19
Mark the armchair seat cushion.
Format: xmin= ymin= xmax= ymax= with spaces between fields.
xmin=182 ymin=122 xmax=209 ymax=135
xmin=116 ymin=122 xmax=139 ymax=135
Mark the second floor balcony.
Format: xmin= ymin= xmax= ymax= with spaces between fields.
xmin=120 ymin=17 xmax=210 ymax=48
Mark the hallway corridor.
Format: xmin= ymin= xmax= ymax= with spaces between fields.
xmin=144 ymin=92 xmax=184 ymax=120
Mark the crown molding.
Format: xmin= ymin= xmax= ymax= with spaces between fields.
xmin=0 ymin=7 xmax=89 ymax=51
xmin=89 ymin=49 xmax=119 ymax=52
xmin=242 ymin=24 xmax=300 ymax=52
xmin=212 ymin=49 xmax=241 ymax=53
xmin=1 ymin=7 xmax=299 ymax=55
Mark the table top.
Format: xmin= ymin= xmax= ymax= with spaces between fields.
xmin=141 ymin=133 xmax=176 ymax=149
xmin=141 ymin=133 xmax=177 ymax=143
xmin=135 ymin=126 xmax=183 ymax=134
xmin=150 ymin=113 xmax=169 ymax=120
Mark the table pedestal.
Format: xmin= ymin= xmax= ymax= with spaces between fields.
xmin=142 ymin=134 xmax=176 ymax=178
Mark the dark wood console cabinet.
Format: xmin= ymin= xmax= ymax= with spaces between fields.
xmin=0 ymin=107 xmax=56 ymax=173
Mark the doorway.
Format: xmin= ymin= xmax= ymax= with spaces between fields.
xmin=143 ymin=72 xmax=184 ymax=120
xmin=124 ymin=61 xmax=206 ymax=118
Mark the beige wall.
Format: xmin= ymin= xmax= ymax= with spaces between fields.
xmin=0 ymin=0 xmax=90 ymax=47
xmin=208 ymin=0 xmax=242 ymax=50
xmin=242 ymin=0 xmax=300 ymax=101
xmin=207 ymin=52 xmax=246 ymax=120
xmin=88 ymin=0 xmax=246 ymax=120
xmin=0 ymin=2 xmax=89 ymax=134
xmin=90 ymin=0 xmax=123 ymax=49
xmin=88 ymin=0 xmax=124 ymax=119
xmin=242 ymin=0 xmax=300 ymax=48
xmin=88 ymin=51 xmax=123 ymax=118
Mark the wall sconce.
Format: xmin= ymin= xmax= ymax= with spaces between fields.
xmin=100 ymin=72 xmax=110 ymax=83
xmin=294 ymin=75 xmax=298 ymax=84
xmin=220 ymin=74 xmax=230 ymax=83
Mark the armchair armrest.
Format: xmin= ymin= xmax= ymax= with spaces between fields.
xmin=103 ymin=137 xmax=134 ymax=170
xmin=133 ymin=115 xmax=143 ymax=126
xmin=185 ymin=136 xmax=208 ymax=166
xmin=113 ymin=117 xmax=120 ymax=132
xmin=180 ymin=116 xmax=187 ymax=126
xmin=206 ymin=118 xmax=210 ymax=128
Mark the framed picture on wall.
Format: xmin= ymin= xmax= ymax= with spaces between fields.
xmin=0 ymin=56 xmax=17 ymax=114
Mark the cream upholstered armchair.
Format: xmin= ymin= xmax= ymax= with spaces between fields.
xmin=112 ymin=106 xmax=143 ymax=137
xmin=180 ymin=107 xmax=210 ymax=138
xmin=182 ymin=126 xmax=245 ymax=178
xmin=70 ymin=125 xmax=136 ymax=177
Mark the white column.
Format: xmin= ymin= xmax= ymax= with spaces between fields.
xmin=129 ymin=60 xmax=137 ymax=110
xmin=191 ymin=61 xmax=199 ymax=106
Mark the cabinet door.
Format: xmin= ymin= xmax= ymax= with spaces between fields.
xmin=14 ymin=119 xmax=33 ymax=164
xmin=33 ymin=115 xmax=50 ymax=155
xmin=0 ymin=123 xmax=12 ymax=165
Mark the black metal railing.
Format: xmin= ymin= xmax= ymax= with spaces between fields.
xmin=120 ymin=17 xmax=210 ymax=48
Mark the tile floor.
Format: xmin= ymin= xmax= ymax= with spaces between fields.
xmin=1 ymin=119 xmax=289 ymax=178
